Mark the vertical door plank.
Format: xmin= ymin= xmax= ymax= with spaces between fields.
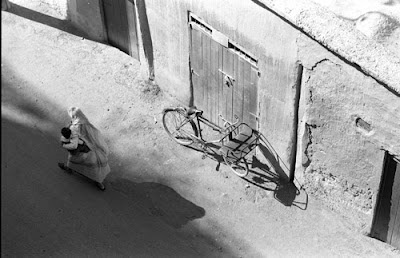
xmin=190 ymin=28 xmax=202 ymax=72
xmin=249 ymin=66 xmax=259 ymax=129
xmin=191 ymin=28 xmax=203 ymax=108
xmin=222 ymin=49 xmax=234 ymax=122
xmin=210 ymin=40 xmax=219 ymax=124
xmin=233 ymin=57 xmax=245 ymax=128
xmin=232 ymin=54 xmax=239 ymax=123
xmin=202 ymin=33 xmax=211 ymax=118
xmin=217 ymin=46 xmax=225 ymax=127
xmin=388 ymin=161 xmax=400 ymax=248
xmin=243 ymin=61 xmax=252 ymax=127
xmin=203 ymin=33 xmax=212 ymax=119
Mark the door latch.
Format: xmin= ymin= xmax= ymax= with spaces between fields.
xmin=218 ymin=69 xmax=235 ymax=87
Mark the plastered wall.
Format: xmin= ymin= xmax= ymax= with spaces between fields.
xmin=296 ymin=34 xmax=400 ymax=232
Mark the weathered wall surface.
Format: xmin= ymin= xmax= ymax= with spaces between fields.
xmin=295 ymin=34 xmax=400 ymax=232
xmin=144 ymin=0 xmax=300 ymax=177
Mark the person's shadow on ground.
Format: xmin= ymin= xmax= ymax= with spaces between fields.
xmin=108 ymin=178 xmax=206 ymax=229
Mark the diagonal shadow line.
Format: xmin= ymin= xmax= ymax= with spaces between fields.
xmin=7 ymin=3 xmax=93 ymax=40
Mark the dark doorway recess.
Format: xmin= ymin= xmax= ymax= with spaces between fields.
xmin=102 ymin=0 xmax=139 ymax=59
xmin=371 ymin=153 xmax=400 ymax=249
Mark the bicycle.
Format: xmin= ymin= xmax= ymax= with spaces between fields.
xmin=162 ymin=106 xmax=260 ymax=177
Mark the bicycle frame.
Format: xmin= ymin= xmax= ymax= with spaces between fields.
xmin=196 ymin=116 xmax=226 ymax=142
xmin=163 ymin=106 xmax=256 ymax=177
xmin=177 ymin=109 xmax=237 ymax=147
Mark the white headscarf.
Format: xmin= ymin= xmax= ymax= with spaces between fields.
xmin=68 ymin=107 xmax=109 ymax=155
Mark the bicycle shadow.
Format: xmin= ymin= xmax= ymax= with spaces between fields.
xmin=184 ymin=128 xmax=308 ymax=210
xmin=247 ymin=155 xmax=308 ymax=210
xmin=245 ymin=134 xmax=308 ymax=210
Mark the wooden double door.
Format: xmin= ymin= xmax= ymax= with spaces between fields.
xmin=102 ymin=0 xmax=139 ymax=59
xmin=189 ymin=20 xmax=259 ymax=130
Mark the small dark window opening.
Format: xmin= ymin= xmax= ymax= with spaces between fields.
xmin=189 ymin=14 xmax=212 ymax=34
xmin=228 ymin=41 xmax=258 ymax=66
xmin=189 ymin=12 xmax=258 ymax=66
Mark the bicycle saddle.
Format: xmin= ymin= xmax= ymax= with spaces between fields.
xmin=186 ymin=106 xmax=202 ymax=116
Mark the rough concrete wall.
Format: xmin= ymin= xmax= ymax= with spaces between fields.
xmin=295 ymin=34 xmax=400 ymax=232
xmin=67 ymin=0 xmax=106 ymax=42
xmin=144 ymin=0 xmax=300 ymax=177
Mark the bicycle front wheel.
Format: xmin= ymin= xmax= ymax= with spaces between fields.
xmin=222 ymin=150 xmax=249 ymax=177
xmin=162 ymin=108 xmax=198 ymax=146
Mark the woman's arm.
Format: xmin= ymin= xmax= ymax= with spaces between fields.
xmin=62 ymin=136 xmax=79 ymax=150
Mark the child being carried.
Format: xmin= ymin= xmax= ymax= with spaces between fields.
xmin=60 ymin=127 xmax=91 ymax=155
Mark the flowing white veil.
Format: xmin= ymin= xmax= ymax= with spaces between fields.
xmin=68 ymin=107 xmax=110 ymax=157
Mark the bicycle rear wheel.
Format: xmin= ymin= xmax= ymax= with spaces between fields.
xmin=162 ymin=108 xmax=198 ymax=146
xmin=222 ymin=150 xmax=249 ymax=177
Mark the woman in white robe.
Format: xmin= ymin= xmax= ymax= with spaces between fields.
xmin=59 ymin=107 xmax=110 ymax=190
